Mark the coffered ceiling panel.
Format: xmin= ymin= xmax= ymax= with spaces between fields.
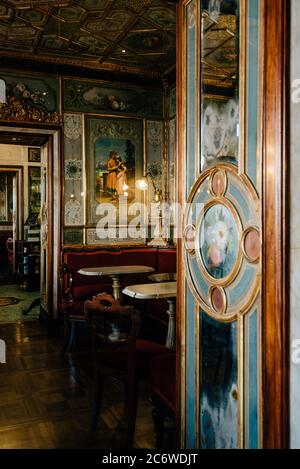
xmin=0 ymin=0 xmax=177 ymax=78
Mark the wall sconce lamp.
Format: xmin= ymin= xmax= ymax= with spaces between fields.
xmin=136 ymin=173 xmax=168 ymax=247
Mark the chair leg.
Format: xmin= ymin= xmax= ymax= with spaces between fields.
xmin=63 ymin=319 xmax=70 ymax=356
xmin=152 ymin=405 xmax=166 ymax=449
xmin=68 ymin=322 xmax=77 ymax=352
xmin=124 ymin=377 xmax=138 ymax=448
xmin=91 ymin=373 xmax=104 ymax=431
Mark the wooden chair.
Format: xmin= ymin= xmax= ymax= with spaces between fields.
xmin=60 ymin=263 xmax=87 ymax=354
xmin=84 ymin=293 xmax=169 ymax=448
xmin=150 ymin=352 xmax=176 ymax=448
xmin=6 ymin=237 xmax=14 ymax=272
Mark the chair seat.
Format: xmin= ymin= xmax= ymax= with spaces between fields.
xmin=97 ymin=339 xmax=169 ymax=378
xmin=150 ymin=352 xmax=176 ymax=414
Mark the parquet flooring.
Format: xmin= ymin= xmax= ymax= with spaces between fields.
xmin=0 ymin=321 xmax=173 ymax=449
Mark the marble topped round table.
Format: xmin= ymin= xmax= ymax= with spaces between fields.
xmin=78 ymin=265 xmax=155 ymax=301
xmin=122 ymin=282 xmax=177 ymax=350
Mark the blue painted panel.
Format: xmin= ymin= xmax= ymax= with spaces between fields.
xmin=186 ymin=285 xmax=196 ymax=448
xmin=229 ymin=264 xmax=256 ymax=304
xmin=249 ymin=308 xmax=259 ymax=448
xmin=228 ymin=182 xmax=251 ymax=220
xmin=190 ymin=256 xmax=210 ymax=297
xmin=247 ymin=0 xmax=259 ymax=186
xmin=186 ymin=0 xmax=197 ymax=196
xmin=199 ymin=312 xmax=238 ymax=448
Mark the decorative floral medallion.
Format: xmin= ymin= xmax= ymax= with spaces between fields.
xmin=199 ymin=203 xmax=239 ymax=280
xmin=184 ymin=164 xmax=261 ymax=321
xmin=65 ymin=198 xmax=83 ymax=226
xmin=63 ymin=114 xmax=82 ymax=141
xmin=65 ymin=159 xmax=82 ymax=181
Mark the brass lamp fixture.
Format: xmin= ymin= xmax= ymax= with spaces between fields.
xmin=136 ymin=173 xmax=168 ymax=247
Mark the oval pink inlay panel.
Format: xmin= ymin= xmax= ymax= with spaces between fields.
xmin=211 ymin=287 xmax=226 ymax=313
xmin=184 ymin=225 xmax=196 ymax=253
xmin=211 ymin=171 xmax=225 ymax=197
xmin=244 ymin=229 xmax=260 ymax=262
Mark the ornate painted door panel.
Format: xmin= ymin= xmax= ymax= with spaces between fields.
xmin=179 ymin=0 xmax=263 ymax=449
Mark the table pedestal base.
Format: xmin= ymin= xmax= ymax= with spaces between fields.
xmin=166 ymin=299 xmax=176 ymax=350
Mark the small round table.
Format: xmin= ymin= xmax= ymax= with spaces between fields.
xmin=122 ymin=282 xmax=177 ymax=350
xmin=78 ymin=265 xmax=155 ymax=301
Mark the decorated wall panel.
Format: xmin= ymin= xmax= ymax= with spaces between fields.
xmin=0 ymin=71 xmax=59 ymax=113
xmin=0 ymin=69 xmax=167 ymax=247
xmin=63 ymin=113 xmax=84 ymax=229
xmin=146 ymin=120 xmax=164 ymax=206
xmin=63 ymin=80 xmax=163 ymax=119
xmin=181 ymin=0 xmax=263 ymax=449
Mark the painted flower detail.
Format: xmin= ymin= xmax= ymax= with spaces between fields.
xmin=201 ymin=205 xmax=238 ymax=279
xmin=65 ymin=159 xmax=82 ymax=181
xmin=15 ymin=83 xmax=26 ymax=93
xmin=207 ymin=221 xmax=229 ymax=252
xmin=13 ymin=82 xmax=51 ymax=108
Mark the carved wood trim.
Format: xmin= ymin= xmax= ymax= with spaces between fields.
xmin=262 ymin=0 xmax=289 ymax=449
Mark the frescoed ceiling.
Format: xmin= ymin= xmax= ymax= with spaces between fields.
xmin=0 ymin=0 xmax=177 ymax=78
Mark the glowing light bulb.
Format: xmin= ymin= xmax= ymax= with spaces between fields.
xmin=136 ymin=177 xmax=148 ymax=191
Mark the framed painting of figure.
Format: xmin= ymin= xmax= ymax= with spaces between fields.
xmin=85 ymin=116 xmax=145 ymax=240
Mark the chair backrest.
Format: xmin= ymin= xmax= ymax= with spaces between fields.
xmin=84 ymin=293 xmax=141 ymax=356
xmin=6 ymin=237 xmax=14 ymax=262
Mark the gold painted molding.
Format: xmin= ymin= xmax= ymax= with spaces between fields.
xmin=0 ymin=96 xmax=62 ymax=125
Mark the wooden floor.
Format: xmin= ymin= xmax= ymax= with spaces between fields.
xmin=0 ymin=321 xmax=174 ymax=449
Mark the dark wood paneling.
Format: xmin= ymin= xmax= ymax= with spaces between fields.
xmin=262 ymin=0 xmax=289 ymax=449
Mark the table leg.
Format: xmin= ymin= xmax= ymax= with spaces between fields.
xmin=109 ymin=274 xmax=122 ymax=341
xmin=111 ymin=275 xmax=122 ymax=301
xmin=166 ymin=299 xmax=176 ymax=350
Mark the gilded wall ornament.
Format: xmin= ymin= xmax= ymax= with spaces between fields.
xmin=0 ymin=96 xmax=62 ymax=125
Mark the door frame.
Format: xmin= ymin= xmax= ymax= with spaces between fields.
xmin=176 ymin=0 xmax=289 ymax=449
xmin=0 ymin=124 xmax=62 ymax=322
xmin=262 ymin=0 xmax=290 ymax=449
xmin=0 ymin=166 xmax=23 ymax=272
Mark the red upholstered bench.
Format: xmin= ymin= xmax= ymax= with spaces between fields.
xmin=60 ymin=247 xmax=176 ymax=352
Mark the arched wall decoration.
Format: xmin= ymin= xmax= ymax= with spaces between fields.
xmin=184 ymin=163 xmax=261 ymax=323
xmin=0 ymin=96 xmax=62 ymax=125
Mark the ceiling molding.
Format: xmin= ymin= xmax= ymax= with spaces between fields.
xmin=0 ymin=0 xmax=176 ymax=78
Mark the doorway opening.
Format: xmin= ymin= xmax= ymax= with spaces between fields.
xmin=0 ymin=127 xmax=60 ymax=325
xmin=0 ymin=170 xmax=18 ymax=283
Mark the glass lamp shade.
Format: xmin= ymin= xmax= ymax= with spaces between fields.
xmin=135 ymin=177 xmax=148 ymax=191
